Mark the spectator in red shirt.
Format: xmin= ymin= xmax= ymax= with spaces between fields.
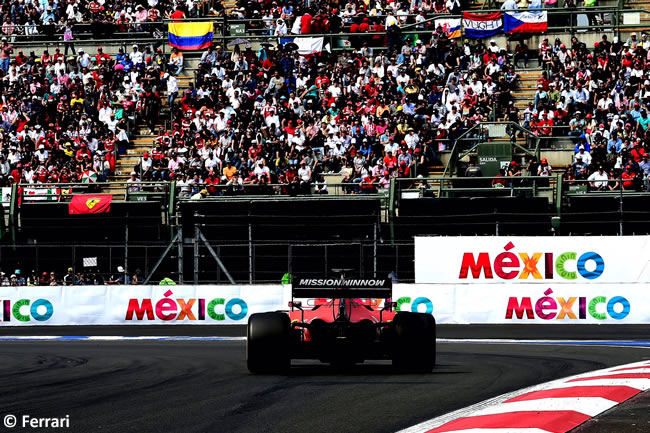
xmin=312 ymin=16 xmax=323 ymax=33
xmin=630 ymin=144 xmax=647 ymax=163
xmin=383 ymin=151 xmax=397 ymax=170
xmin=359 ymin=18 xmax=370 ymax=33
xmin=170 ymin=7 xmax=186 ymax=21
xmin=300 ymin=11 xmax=313 ymax=34
xmin=204 ymin=172 xmax=220 ymax=195
xmin=95 ymin=47 xmax=111 ymax=64
xmin=52 ymin=47 xmax=64 ymax=63
xmin=621 ymin=165 xmax=637 ymax=190
xmin=75 ymin=144 xmax=91 ymax=163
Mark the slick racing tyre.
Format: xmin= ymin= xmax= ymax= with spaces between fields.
xmin=247 ymin=312 xmax=291 ymax=374
xmin=392 ymin=312 xmax=436 ymax=373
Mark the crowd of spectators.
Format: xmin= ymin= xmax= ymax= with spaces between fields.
xmin=508 ymin=32 xmax=650 ymax=191
xmin=0 ymin=266 xmax=146 ymax=285
xmin=135 ymin=22 xmax=516 ymax=195
xmin=3 ymin=0 xmax=647 ymax=195
xmin=0 ymin=39 xmax=184 ymax=188
xmin=229 ymin=0 xmax=467 ymax=35
xmin=0 ymin=0 xmax=211 ymax=45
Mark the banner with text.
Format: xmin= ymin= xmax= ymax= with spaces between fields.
xmin=415 ymin=236 xmax=650 ymax=284
xmin=0 ymin=283 xmax=648 ymax=325
xmin=462 ymin=12 xmax=503 ymax=38
xmin=0 ymin=285 xmax=289 ymax=326
xmin=393 ymin=283 xmax=646 ymax=324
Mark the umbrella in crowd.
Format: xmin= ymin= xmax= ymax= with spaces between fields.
xmin=81 ymin=170 xmax=98 ymax=183
xmin=227 ymin=38 xmax=249 ymax=47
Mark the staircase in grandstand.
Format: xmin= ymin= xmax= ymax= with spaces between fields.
xmin=106 ymin=75 xmax=194 ymax=196
xmin=625 ymin=0 xmax=650 ymax=31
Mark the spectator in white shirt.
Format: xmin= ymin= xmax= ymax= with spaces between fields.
xmin=588 ymin=166 xmax=609 ymax=190
xmin=575 ymin=145 xmax=592 ymax=165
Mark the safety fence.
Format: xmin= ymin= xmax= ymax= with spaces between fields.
xmin=0 ymin=241 xmax=415 ymax=285
xmin=14 ymin=181 xmax=172 ymax=202
xmin=9 ymin=175 xmax=650 ymax=228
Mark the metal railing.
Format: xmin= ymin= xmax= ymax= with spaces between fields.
xmin=393 ymin=174 xmax=559 ymax=201
xmin=15 ymin=181 xmax=171 ymax=203
xmin=176 ymin=181 xmax=390 ymax=198
xmin=6 ymin=5 xmax=646 ymax=52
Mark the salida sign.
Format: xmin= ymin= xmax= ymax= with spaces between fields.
xmin=415 ymin=236 xmax=650 ymax=284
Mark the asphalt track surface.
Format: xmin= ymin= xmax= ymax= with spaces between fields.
xmin=0 ymin=326 xmax=649 ymax=433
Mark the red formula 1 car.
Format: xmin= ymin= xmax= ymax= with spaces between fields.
xmin=247 ymin=278 xmax=436 ymax=373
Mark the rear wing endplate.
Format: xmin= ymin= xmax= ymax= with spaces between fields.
xmin=292 ymin=278 xmax=392 ymax=299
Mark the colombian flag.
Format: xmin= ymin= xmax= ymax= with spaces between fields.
xmin=168 ymin=22 xmax=214 ymax=50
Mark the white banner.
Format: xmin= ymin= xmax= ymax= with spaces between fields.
xmin=1 ymin=283 xmax=647 ymax=326
xmin=294 ymin=36 xmax=324 ymax=56
xmin=1 ymin=187 xmax=11 ymax=208
xmin=393 ymin=283 xmax=645 ymax=324
xmin=22 ymin=187 xmax=60 ymax=202
xmin=415 ymin=236 xmax=650 ymax=284
xmin=0 ymin=285 xmax=289 ymax=326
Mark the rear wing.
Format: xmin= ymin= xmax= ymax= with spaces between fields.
xmin=292 ymin=278 xmax=392 ymax=299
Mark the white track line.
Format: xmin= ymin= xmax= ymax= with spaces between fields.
xmin=421 ymin=429 xmax=550 ymax=433
xmin=468 ymin=397 xmax=616 ymax=417
xmin=542 ymin=378 xmax=650 ymax=390
xmin=396 ymin=360 xmax=650 ymax=433
xmin=437 ymin=338 xmax=650 ymax=347
xmin=0 ymin=336 xmax=247 ymax=341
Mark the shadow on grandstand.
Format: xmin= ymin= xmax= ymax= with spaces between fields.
xmin=18 ymin=201 xmax=164 ymax=243
xmin=179 ymin=199 xmax=381 ymax=243
xmin=563 ymin=195 xmax=650 ymax=235
xmin=395 ymin=197 xmax=553 ymax=238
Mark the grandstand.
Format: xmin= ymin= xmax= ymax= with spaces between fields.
xmin=1 ymin=0 xmax=650 ymax=285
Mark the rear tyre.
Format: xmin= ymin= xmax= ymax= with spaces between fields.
xmin=247 ymin=312 xmax=291 ymax=374
xmin=392 ymin=312 xmax=436 ymax=373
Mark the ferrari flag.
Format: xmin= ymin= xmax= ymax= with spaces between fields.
xmin=462 ymin=12 xmax=503 ymax=38
xmin=69 ymin=194 xmax=112 ymax=215
xmin=504 ymin=11 xmax=548 ymax=33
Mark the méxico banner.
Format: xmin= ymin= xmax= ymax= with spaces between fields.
xmin=415 ymin=236 xmax=650 ymax=284
xmin=462 ymin=12 xmax=503 ymax=38
xmin=0 ymin=285 xmax=287 ymax=326
xmin=504 ymin=11 xmax=548 ymax=34
xmin=392 ymin=283 xmax=646 ymax=324
xmin=0 ymin=283 xmax=647 ymax=325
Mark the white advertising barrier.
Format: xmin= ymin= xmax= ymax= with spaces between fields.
xmin=0 ymin=285 xmax=290 ymax=326
xmin=394 ymin=284 xmax=650 ymax=325
xmin=415 ymin=236 xmax=650 ymax=284
xmin=454 ymin=284 xmax=641 ymax=324
xmin=394 ymin=283 xmax=647 ymax=324
xmin=0 ymin=283 xmax=646 ymax=325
